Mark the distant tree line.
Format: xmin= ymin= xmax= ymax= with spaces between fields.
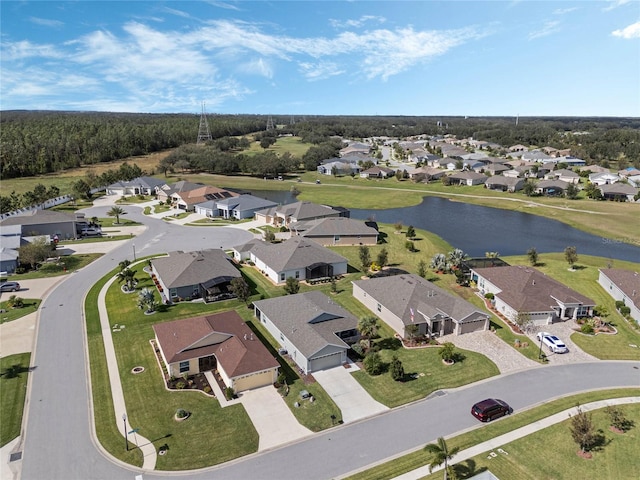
xmin=2 ymin=111 xmax=638 ymax=181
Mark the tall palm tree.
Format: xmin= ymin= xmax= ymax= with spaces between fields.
xmin=424 ymin=437 xmax=460 ymax=480
xmin=116 ymin=268 xmax=136 ymax=292
xmin=107 ymin=206 xmax=126 ymax=224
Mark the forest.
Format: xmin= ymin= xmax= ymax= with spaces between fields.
xmin=1 ymin=111 xmax=639 ymax=181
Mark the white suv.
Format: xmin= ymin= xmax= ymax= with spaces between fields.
xmin=537 ymin=332 xmax=569 ymax=354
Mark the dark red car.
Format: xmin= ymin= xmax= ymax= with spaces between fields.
xmin=471 ymin=398 xmax=511 ymax=422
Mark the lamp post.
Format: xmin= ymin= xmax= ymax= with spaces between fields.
xmin=122 ymin=413 xmax=128 ymax=451
xmin=538 ymin=333 xmax=544 ymax=360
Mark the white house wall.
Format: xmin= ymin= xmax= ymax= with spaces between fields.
xmin=353 ymin=284 xmax=408 ymax=337
xmin=255 ymin=309 xmax=309 ymax=374
xmin=598 ymin=272 xmax=640 ymax=325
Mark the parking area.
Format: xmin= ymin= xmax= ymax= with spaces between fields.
xmin=312 ymin=363 xmax=388 ymax=423
xmin=238 ymin=385 xmax=312 ymax=451
xmin=526 ymin=321 xmax=598 ymax=365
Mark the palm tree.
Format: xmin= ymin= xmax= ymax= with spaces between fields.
xmin=116 ymin=268 xmax=136 ymax=292
xmin=430 ymin=253 xmax=448 ymax=272
xmin=107 ymin=206 xmax=126 ymax=224
xmin=137 ymin=288 xmax=157 ymax=313
xmin=357 ymin=316 xmax=378 ymax=339
xmin=447 ymin=248 xmax=468 ymax=269
xmin=424 ymin=437 xmax=460 ymax=480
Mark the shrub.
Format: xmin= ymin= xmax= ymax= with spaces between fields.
xmin=175 ymin=381 xmax=186 ymax=389
xmin=581 ymin=323 xmax=594 ymax=335
xmin=203 ymin=386 xmax=211 ymax=394
xmin=620 ymin=306 xmax=631 ymax=316
xmin=405 ymin=240 xmax=415 ymax=252
xmin=7 ymin=295 xmax=24 ymax=308
xmin=225 ymin=386 xmax=235 ymax=400
xmin=176 ymin=408 xmax=189 ymax=419
xmin=390 ymin=356 xmax=405 ymax=381
xmin=363 ymin=352 xmax=384 ymax=375
xmin=484 ymin=293 xmax=494 ymax=300
xmin=440 ymin=342 xmax=456 ymax=362
xmin=615 ymin=300 xmax=625 ymax=310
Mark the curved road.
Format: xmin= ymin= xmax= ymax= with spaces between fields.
xmin=19 ymin=206 xmax=640 ymax=480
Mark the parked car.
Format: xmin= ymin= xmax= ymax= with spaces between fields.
xmin=536 ymin=332 xmax=569 ymax=354
xmin=471 ymin=398 xmax=511 ymax=422
xmin=0 ymin=281 xmax=21 ymax=292
xmin=81 ymin=226 xmax=102 ymax=236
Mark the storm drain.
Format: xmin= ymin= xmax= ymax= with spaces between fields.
xmin=10 ymin=452 xmax=22 ymax=462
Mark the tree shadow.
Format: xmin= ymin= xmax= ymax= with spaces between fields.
xmin=0 ymin=363 xmax=30 ymax=379
xmin=452 ymin=459 xmax=487 ymax=479
xmin=588 ymin=430 xmax=610 ymax=452
xmin=376 ymin=337 xmax=402 ymax=351
xmin=572 ymin=265 xmax=587 ymax=270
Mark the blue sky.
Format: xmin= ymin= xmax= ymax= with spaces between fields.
xmin=1 ymin=1 xmax=639 ymax=116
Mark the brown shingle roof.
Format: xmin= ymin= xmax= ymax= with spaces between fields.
xmin=153 ymin=311 xmax=278 ymax=378
xmin=600 ymin=269 xmax=640 ymax=309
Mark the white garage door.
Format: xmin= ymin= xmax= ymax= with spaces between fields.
xmin=309 ymin=352 xmax=342 ymax=372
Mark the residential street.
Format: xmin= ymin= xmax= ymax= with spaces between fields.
xmin=8 ymin=201 xmax=640 ymax=480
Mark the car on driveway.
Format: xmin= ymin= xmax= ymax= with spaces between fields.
xmin=471 ymin=398 xmax=511 ymax=422
xmin=0 ymin=281 xmax=21 ymax=292
xmin=537 ymin=332 xmax=569 ymax=354
xmin=81 ymin=226 xmax=102 ymax=236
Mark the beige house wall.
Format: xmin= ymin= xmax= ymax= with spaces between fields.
xmin=353 ymin=283 xmax=407 ymax=337
xmin=232 ymin=369 xmax=278 ymax=392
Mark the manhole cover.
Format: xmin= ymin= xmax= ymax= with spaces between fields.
xmin=10 ymin=452 xmax=22 ymax=462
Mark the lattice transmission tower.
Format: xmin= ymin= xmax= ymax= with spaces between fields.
xmin=197 ymin=102 xmax=212 ymax=144
xmin=266 ymin=116 xmax=275 ymax=131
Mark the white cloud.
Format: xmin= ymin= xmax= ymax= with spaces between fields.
xmin=553 ymin=7 xmax=578 ymax=15
xmin=298 ymin=61 xmax=345 ymax=81
xmin=603 ymin=0 xmax=631 ymax=12
xmin=612 ymin=21 xmax=640 ymax=39
xmin=237 ymin=58 xmax=274 ymax=78
xmin=29 ymin=17 xmax=64 ymax=28
xmin=0 ymin=40 xmax=64 ymax=61
xmin=529 ymin=20 xmax=561 ymax=40
xmin=329 ymin=15 xmax=386 ymax=29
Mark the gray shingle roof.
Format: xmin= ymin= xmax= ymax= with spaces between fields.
xmin=215 ymin=194 xmax=278 ymax=212
xmin=249 ymin=237 xmax=347 ymax=272
xmin=276 ymin=201 xmax=342 ymax=222
xmin=253 ymin=291 xmax=358 ymax=358
xmin=353 ymin=274 xmax=488 ymax=325
xmin=0 ymin=209 xmax=79 ymax=226
xmin=600 ymin=269 xmax=640 ymax=309
xmin=473 ymin=265 xmax=595 ymax=312
xmin=293 ymin=217 xmax=378 ymax=238
xmin=152 ymin=249 xmax=240 ymax=289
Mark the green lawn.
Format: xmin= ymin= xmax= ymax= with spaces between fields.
xmin=504 ymin=253 xmax=640 ymax=361
xmin=424 ymin=403 xmax=640 ymax=480
xmin=0 ymin=299 xmax=41 ymax=324
xmin=352 ymin=322 xmax=499 ymax=408
xmin=242 ymin=135 xmax=312 ymax=158
xmin=4 ymin=254 xmax=101 ymax=281
xmin=347 ymin=388 xmax=640 ymax=480
xmin=0 ymin=353 xmax=31 ymax=447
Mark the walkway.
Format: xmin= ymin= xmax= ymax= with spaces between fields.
xmin=390 ymin=396 xmax=640 ymax=480
xmin=312 ymin=362 xmax=389 ymax=423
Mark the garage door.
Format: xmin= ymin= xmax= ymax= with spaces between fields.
xmin=234 ymin=370 xmax=276 ymax=392
xmin=309 ymin=352 xmax=342 ymax=372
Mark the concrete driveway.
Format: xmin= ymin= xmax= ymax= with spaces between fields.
xmin=239 ymin=386 xmax=312 ymax=451
xmin=312 ymin=363 xmax=388 ymax=424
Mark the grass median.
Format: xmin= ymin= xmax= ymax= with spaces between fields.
xmin=0 ymin=353 xmax=31 ymax=447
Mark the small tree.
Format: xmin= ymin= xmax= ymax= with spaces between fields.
xmin=359 ymin=245 xmax=371 ymax=274
xmin=119 ymin=259 xmax=131 ymax=271
xmin=358 ymin=316 xmax=378 ymax=340
xmin=107 ymin=206 xmax=126 ymax=224
xmin=390 ymin=356 xmax=405 ymax=381
xmin=605 ymin=405 xmax=630 ymax=432
xmin=263 ymin=230 xmax=276 ymax=243
xmin=18 ymin=237 xmax=52 ymax=270
xmin=363 ymin=351 xmax=384 ymax=375
xmin=565 ymin=183 xmax=579 ymax=199
xmin=7 ymin=295 xmax=24 ymax=309
xmin=376 ymin=247 xmax=389 ymax=269
xmin=440 ymin=342 xmax=456 ymax=363
xmin=405 ymin=324 xmax=419 ymax=342
xmin=330 ymin=276 xmax=338 ymax=293
xmin=447 ymin=248 xmax=468 ymax=269
xmin=284 ymin=277 xmax=300 ymax=295
xmin=405 ymin=225 xmax=416 ymax=240
xmin=137 ymin=288 xmax=157 ymax=313
xmin=564 ymin=246 xmax=578 ymax=269
xmin=569 ymin=404 xmax=597 ymax=455
xmin=116 ymin=268 xmax=137 ymax=292
xmin=424 ymin=436 xmax=460 ymax=480
xmin=394 ymin=221 xmax=403 ymax=233
xmin=430 ymin=253 xmax=448 ymax=272
xmin=417 ymin=260 xmax=427 ymax=278
xmin=514 ymin=311 xmax=534 ymax=333
xmin=229 ymin=277 xmax=251 ymax=305
xmin=405 ymin=240 xmax=415 ymax=252
xmin=527 ymin=247 xmax=539 ymax=266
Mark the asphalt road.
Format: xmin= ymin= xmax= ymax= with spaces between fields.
xmin=19 ymin=205 xmax=640 ymax=480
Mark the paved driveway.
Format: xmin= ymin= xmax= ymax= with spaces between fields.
xmin=239 ymin=386 xmax=312 ymax=451
xmin=312 ymin=363 xmax=388 ymax=423
xmin=527 ymin=322 xmax=598 ymax=365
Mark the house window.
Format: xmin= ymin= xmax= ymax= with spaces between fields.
xmin=280 ymin=273 xmax=285 ymax=281
xmin=295 ymin=271 xmax=300 ymax=279
xmin=377 ymin=303 xmax=381 ymax=312
xmin=170 ymin=289 xmax=178 ymax=298
xmin=334 ymin=235 xmax=340 ymax=243
xmin=179 ymin=361 xmax=189 ymax=373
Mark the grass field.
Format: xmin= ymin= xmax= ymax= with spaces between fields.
xmin=347 ymin=388 xmax=640 ymax=480
xmin=0 ymin=299 xmax=41 ymax=324
xmin=0 ymin=353 xmax=31 ymax=447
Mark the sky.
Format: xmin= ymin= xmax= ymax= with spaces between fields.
xmin=1 ymin=1 xmax=639 ymax=117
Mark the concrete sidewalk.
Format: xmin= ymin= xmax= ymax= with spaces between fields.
xmin=390 ymin=396 xmax=640 ymax=480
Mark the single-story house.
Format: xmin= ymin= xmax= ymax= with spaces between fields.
xmin=151 ymin=249 xmax=241 ymax=303
xmin=407 ymin=166 xmax=446 ymax=182
xmin=194 ymin=194 xmax=277 ymax=219
xmin=291 ymin=217 xmax=378 ymax=246
xmin=598 ymin=269 xmax=640 ymax=325
xmin=598 ymin=183 xmax=639 ymax=202
xmin=106 ymin=176 xmax=167 ymax=196
xmin=448 ymin=171 xmax=489 ymax=186
xmin=482 ymin=163 xmax=510 ymax=176
xmin=619 ymin=168 xmax=640 ymax=188
xmin=522 ymin=151 xmax=555 ymax=163
xmin=0 ymin=209 xmax=83 ymax=240
xmin=545 ymin=169 xmax=580 ymax=184
xmin=535 ymin=179 xmax=570 ymax=196
xmin=234 ymin=236 xmax=348 ymax=285
xmin=253 ymin=291 xmax=360 ymax=374
xmin=472 ymin=265 xmax=595 ymax=325
xmin=359 ymin=166 xmax=395 ymax=179
xmin=255 ymin=201 xmax=344 ymax=228
xmin=508 ymin=144 xmax=529 ymax=152
xmin=484 ymin=176 xmax=525 ymax=192
xmin=173 ymin=186 xmax=238 ymax=211
xmin=153 ymin=310 xmax=279 ymax=392
xmin=318 ymin=159 xmax=361 ymax=176
xmin=352 ymin=274 xmax=490 ymax=338
xmin=340 ymin=142 xmax=371 ymax=156
xmin=588 ymin=172 xmax=620 ymax=186
xmin=156 ymin=180 xmax=205 ymax=203
xmin=0 ymin=247 xmax=19 ymax=275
